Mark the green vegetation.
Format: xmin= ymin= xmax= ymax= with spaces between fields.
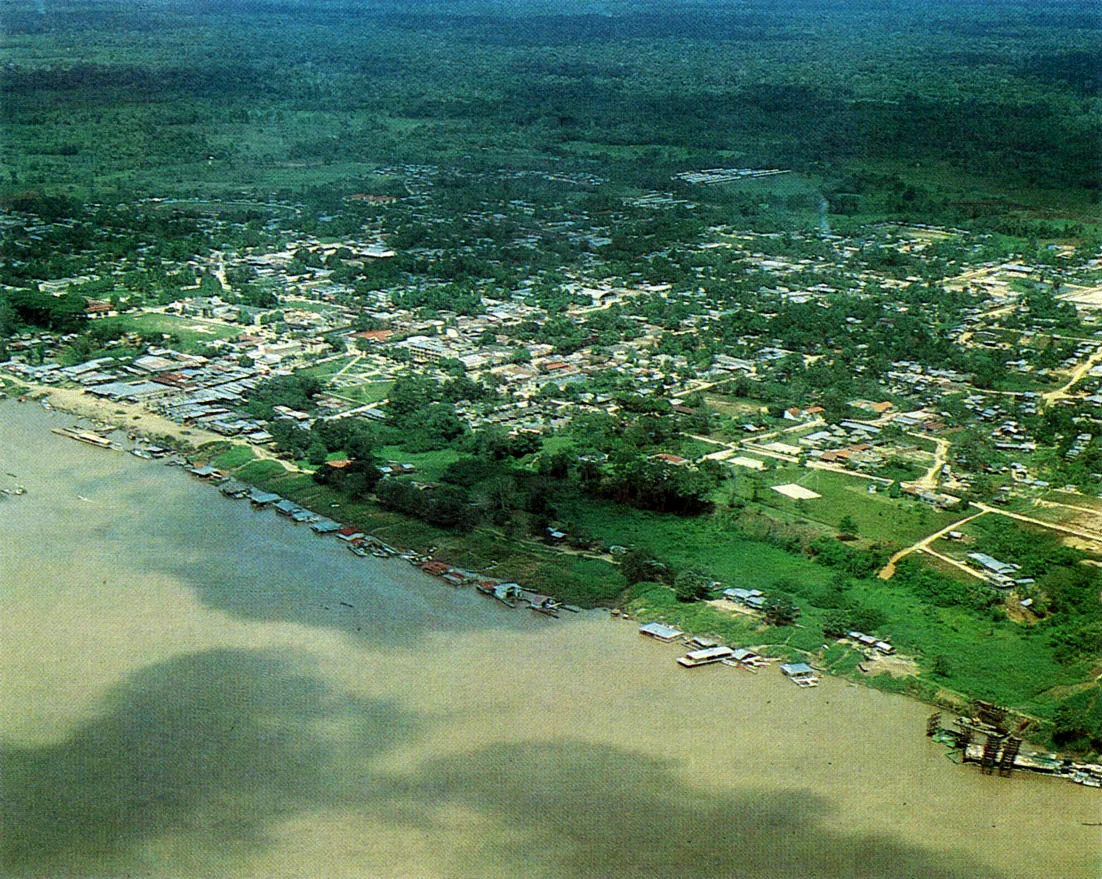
xmin=2 ymin=0 xmax=1099 ymax=229
xmin=96 ymin=313 xmax=242 ymax=354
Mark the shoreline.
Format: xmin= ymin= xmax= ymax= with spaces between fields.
xmin=3 ymin=376 xmax=227 ymax=450
xmin=2 ymin=379 xmax=1096 ymax=769
xmin=6 ymin=391 xmax=1097 ymax=783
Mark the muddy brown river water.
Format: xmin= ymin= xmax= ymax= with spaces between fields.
xmin=1 ymin=400 xmax=1098 ymax=878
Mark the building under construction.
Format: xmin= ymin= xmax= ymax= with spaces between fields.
xmin=926 ymin=702 xmax=1102 ymax=789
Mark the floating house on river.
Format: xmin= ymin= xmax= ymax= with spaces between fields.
xmin=248 ymin=489 xmax=281 ymax=507
xmin=780 ymin=662 xmax=821 ymax=686
xmin=639 ymin=622 xmax=683 ymax=642
xmin=677 ymin=645 xmax=734 ymax=667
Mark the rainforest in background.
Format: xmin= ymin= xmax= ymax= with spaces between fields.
xmin=1 ymin=0 xmax=1099 ymax=222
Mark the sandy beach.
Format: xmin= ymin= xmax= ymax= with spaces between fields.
xmin=4 ymin=376 xmax=227 ymax=449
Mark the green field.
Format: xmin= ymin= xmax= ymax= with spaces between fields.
xmin=746 ymin=466 xmax=963 ymax=547
xmin=559 ymin=494 xmax=833 ymax=593
xmin=330 ymin=381 xmax=394 ymax=406
xmin=297 ymin=356 xmax=357 ymax=379
xmin=99 ymin=312 xmax=242 ymax=353
xmin=376 ymin=445 xmax=459 ymax=482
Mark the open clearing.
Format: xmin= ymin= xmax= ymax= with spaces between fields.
xmin=772 ymin=483 xmax=821 ymax=500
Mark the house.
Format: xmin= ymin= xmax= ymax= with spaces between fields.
xmin=248 ymin=489 xmax=281 ymax=506
xmin=780 ymin=662 xmax=815 ymax=677
xmin=638 ymin=622 xmax=683 ymax=642
xmin=336 ymin=526 xmax=366 ymax=542
xmin=354 ymin=329 xmax=394 ymax=344
xmin=310 ymin=518 xmax=341 ymax=534
xmin=966 ymin=552 xmax=1018 ymax=576
xmin=217 ymin=478 xmax=248 ymax=498
xmin=722 ymin=587 xmax=764 ymax=604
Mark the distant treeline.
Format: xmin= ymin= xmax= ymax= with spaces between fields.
xmin=2 ymin=0 xmax=1098 ymax=201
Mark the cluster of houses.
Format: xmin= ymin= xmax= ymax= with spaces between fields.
xmin=4 ymin=185 xmax=1101 ymax=514
xmin=637 ymin=622 xmax=772 ymax=671
xmin=964 ymin=552 xmax=1034 ymax=589
xmin=845 ymin=631 xmax=895 ymax=655
xmin=721 ymin=586 xmax=766 ymax=611
xmin=185 ymin=458 xmax=573 ymax=613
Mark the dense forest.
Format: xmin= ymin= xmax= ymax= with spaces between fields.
xmin=2 ymin=0 xmax=1099 ymax=217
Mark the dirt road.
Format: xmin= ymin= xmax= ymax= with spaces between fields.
xmin=878 ymin=510 xmax=988 ymax=579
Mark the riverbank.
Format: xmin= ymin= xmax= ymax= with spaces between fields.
xmin=2 ymin=397 xmax=1098 ymax=879
xmin=7 ymin=377 xmax=1098 ymax=759
xmin=2 ymin=376 xmax=226 ymax=449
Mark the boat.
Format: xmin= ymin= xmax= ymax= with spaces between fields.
xmin=51 ymin=426 xmax=112 ymax=448
xmin=529 ymin=596 xmax=561 ymax=617
xmin=493 ymin=583 xmax=522 ymax=607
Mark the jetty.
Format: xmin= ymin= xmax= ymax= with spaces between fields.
xmin=928 ymin=705 xmax=1102 ymax=789
xmin=51 ymin=426 xmax=113 ymax=448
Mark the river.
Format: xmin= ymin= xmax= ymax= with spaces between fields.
xmin=0 ymin=399 xmax=1097 ymax=878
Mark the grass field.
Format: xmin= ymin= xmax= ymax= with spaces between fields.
xmin=330 ymin=381 xmax=394 ymax=405
xmin=559 ymin=494 xmax=833 ymax=594
xmin=99 ymin=312 xmax=242 ymax=353
xmin=746 ymin=466 xmax=962 ymax=547
xmin=377 ymin=445 xmax=459 ymax=482
xmin=297 ymin=356 xmax=357 ymax=379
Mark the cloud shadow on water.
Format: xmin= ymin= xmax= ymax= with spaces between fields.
xmin=0 ymin=648 xmax=418 ymax=876
xmin=114 ymin=479 xmax=546 ymax=646
xmin=0 ymin=648 xmax=1014 ymax=878
xmin=373 ymin=740 xmax=1011 ymax=879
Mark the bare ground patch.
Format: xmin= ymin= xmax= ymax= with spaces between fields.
xmin=861 ymin=653 xmax=920 ymax=678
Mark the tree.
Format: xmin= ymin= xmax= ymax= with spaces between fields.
xmin=306 ymin=441 xmax=328 ymax=466
xmin=673 ymin=569 xmax=709 ymax=603
xmin=620 ymin=549 xmax=666 ymax=585
xmin=822 ymin=609 xmax=850 ymax=639
xmin=764 ymin=594 xmax=800 ymax=627
xmin=838 ymin=514 xmax=859 ymax=536
xmin=386 ymin=373 xmax=441 ymax=426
